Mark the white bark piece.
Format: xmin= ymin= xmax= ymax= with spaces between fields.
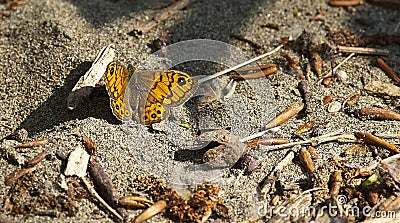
xmin=364 ymin=80 xmax=400 ymax=98
xmin=64 ymin=146 xmax=90 ymax=177
xmin=67 ymin=44 xmax=115 ymax=110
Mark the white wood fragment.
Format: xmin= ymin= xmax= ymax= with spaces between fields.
xmin=364 ymin=80 xmax=400 ymax=98
xmin=67 ymin=44 xmax=115 ymax=110
xmin=64 ymin=146 xmax=90 ymax=177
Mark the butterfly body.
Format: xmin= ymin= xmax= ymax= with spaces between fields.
xmin=103 ymin=62 xmax=198 ymax=125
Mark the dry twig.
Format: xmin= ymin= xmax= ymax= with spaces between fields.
xmin=337 ymin=46 xmax=389 ymax=55
xmin=131 ymin=0 xmax=190 ymax=36
xmin=81 ymin=176 xmax=123 ymax=221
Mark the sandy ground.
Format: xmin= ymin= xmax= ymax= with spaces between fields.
xmin=1 ymin=0 xmax=400 ymax=222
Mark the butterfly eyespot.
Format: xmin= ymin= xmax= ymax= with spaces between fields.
xmin=151 ymin=114 xmax=157 ymax=119
xmin=177 ymin=77 xmax=186 ymax=86
xmin=144 ymin=115 xmax=148 ymax=120
xmin=157 ymin=110 xmax=161 ymax=114
xmin=115 ymin=104 xmax=120 ymax=110
xmin=110 ymin=67 xmax=114 ymax=75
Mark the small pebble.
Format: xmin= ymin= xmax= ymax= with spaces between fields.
xmin=336 ymin=70 xmax=347 ymax=82
xmin=6 ymin=128 xmax=28 ymax=142
xmin=233 ymin=153 xmax=258 ymax=175
xmin=328 ymin=101 xmax=341 ymax=113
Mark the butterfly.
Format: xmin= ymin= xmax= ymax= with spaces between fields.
xmin=103 ymin=61 xmax=198 ymax=125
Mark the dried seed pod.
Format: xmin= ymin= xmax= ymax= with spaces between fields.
xmin=376 ymin=57 xmax=400 ymax=85
xmin=323 ymin=94 xmax=334 ymax=105
xmin=307 ymin=146 xmax=318 ymax=159
xmin=249 ymin=65 xmax=278 ymax=78
xmin=359 ymin=107 xmax=400 ymax=121
xmin=15 ymin=138 xmax=50 ymax=148
xmin=299 ymin=147 xmax=315 ymax=172
xmin=346 ymin=94 xmax=360 ymax=107
xmin=231 ymin=64 xmax=278 ymax=80
xmin=328 ymin=171 xmax=342 ymax=197
xmin=119 ymin=196 xmax=153 ymax=209
xmin=82 ymin=135 xmax=97 ymax=155
xmin=295 ymin=120 xmax=316 ymax=134
xmin=133 ymin=200 xmax=167 ymax=223
xmin=26 ymin=151 xmax=48 ymax=167
xmin=88 ymin=157 xmax=119 ymax=207
xmin=355 ymin=132 xmax=399 ymax=153
xmin=265 ymin=101 xmax=304 ymax=129
xmin=322 ymin=77 xmax=332 ymax=86
xmin=7 ymin=1 xmax=27 ymax=10
xmin=246 ymin=138 xmax=289 ymax=148
xmin=311 ymin=49 xmax=323 ymax=77
xmin=298 ymin=80 xmax=312 ymax=113
xmin=329 ymin=0 xmax=363 ymax=6
xmin=328 ymin=101 xmax=341 ymax=113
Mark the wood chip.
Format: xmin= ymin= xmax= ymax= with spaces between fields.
xmin=64 ymin=147 xmax=90 ymax=177
xmin=364 ymin=80 xmax=400 ymax=98
xmin=66 ymin=45 xmax=115 ymax=110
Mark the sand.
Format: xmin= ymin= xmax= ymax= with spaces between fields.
xmin=1 ymin=0 xmax=400 ymax=222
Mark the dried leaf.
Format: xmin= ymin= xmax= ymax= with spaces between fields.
xmin=323 ymin=94 xmax=334 ymax=105
xmin=295 ymin=120 xmax=315 ymax=134
xmin=119 ymin=196 xmax=153 ymax=209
